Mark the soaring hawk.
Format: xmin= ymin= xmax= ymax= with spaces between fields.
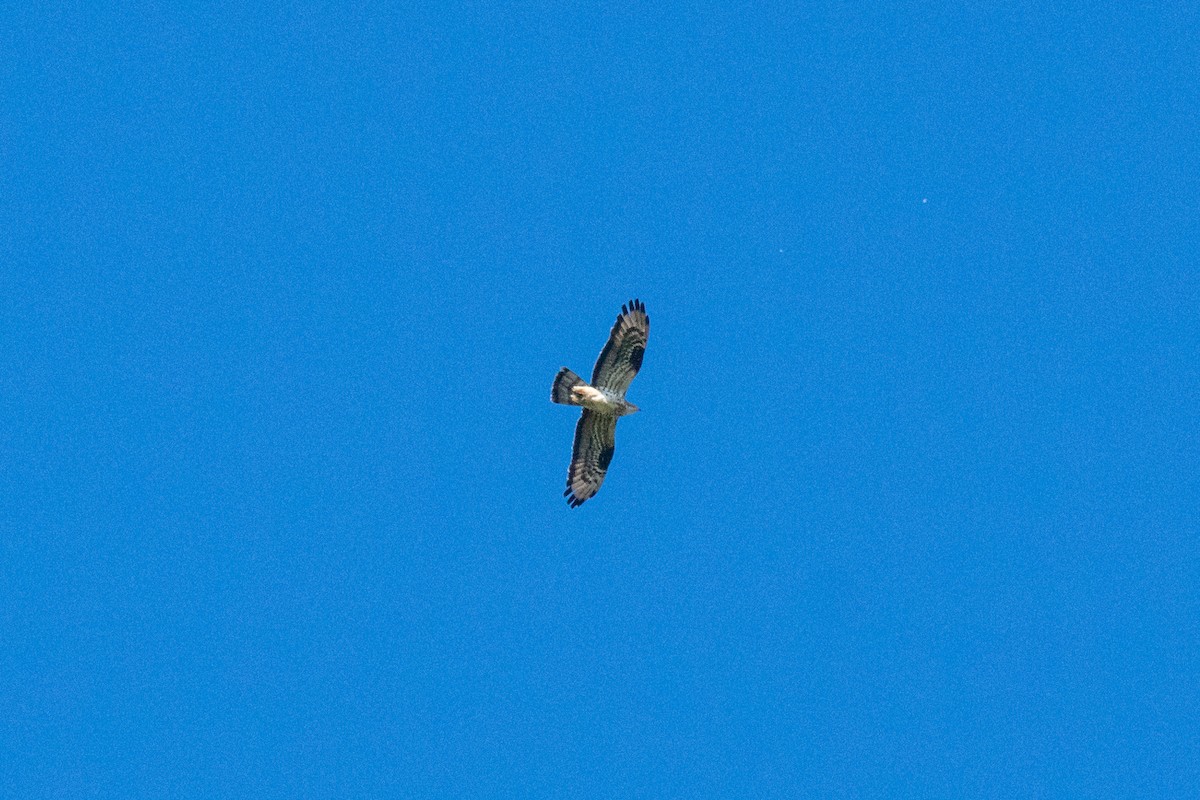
xmin=551 ymin=299 xmax=649 ymax=507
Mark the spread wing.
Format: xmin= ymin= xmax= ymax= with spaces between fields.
xmin=591 ymin=299 xmax=649 ymax=396
xmin=564 ymin=410 xmax=617 ymax=508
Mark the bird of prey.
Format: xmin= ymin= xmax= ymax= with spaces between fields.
xmin=551 ymin=299 xmax=649 ymax=507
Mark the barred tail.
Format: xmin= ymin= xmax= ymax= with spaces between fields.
xmin=552 ymin=368 xmax=586 ymax=405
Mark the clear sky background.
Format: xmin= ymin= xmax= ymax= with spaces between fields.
xmin=3 ymin=3 xmax=1198 ymax=797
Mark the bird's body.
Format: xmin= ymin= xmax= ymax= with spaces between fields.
xmin=568 ymin=384 xmax=639 ymax=416
xmin=550 ymin=299 xmax=649 ymax=507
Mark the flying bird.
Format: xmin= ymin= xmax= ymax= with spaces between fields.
xmin=551 ymin=299 xmax=649 ymax=507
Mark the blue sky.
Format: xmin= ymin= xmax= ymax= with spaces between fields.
xmin=3 ymin=2 xmax=1198 ymax=797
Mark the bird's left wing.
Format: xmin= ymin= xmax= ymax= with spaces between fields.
xmin=591 ymin=299 xmax=649 ymax=396
xmin=564 ymin=410 xmax=617 ymax=508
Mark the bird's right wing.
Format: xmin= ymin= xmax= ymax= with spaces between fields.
xmin=564 ymin=410 xmax=617 ymax=508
